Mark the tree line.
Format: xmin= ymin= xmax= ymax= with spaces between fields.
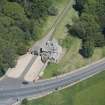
xmin=68 ymin=0 xmax=105 ymax=58
xmin=0 ymin=0 xmax=58 ymax=76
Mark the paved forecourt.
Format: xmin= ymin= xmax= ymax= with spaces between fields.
xmin=24 ymin=56 xmax=45 ymax=82
xmin=6 ymin=54 xmax=34 ymax=79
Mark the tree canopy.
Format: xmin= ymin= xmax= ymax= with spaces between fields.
xmin=69 ymin=0 xmax=105 ymax=58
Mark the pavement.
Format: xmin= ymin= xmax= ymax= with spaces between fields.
xmin=24 ymin=56 xmax=44 ymax=82
xmin=6 ymin=54 xmax=34 ymax=79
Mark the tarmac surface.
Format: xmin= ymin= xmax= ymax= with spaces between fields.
xmin=0 ymin=58 xmax=105 ymax=105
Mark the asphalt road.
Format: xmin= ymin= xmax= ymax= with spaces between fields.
xmin=0 ymin=58 xmax=105 ymax=105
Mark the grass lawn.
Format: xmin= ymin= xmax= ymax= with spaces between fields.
xmin=29 ymin=71 xmax=105 ymax=105
xmin=43 ymin=5 xmax=105 ymax=78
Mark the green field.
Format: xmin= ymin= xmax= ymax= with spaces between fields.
xmin=29 ymin=71 xmax=105 ymax=105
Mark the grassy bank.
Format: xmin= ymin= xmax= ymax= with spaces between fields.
xmin=29 ymin=71 xmax=105 ymax=105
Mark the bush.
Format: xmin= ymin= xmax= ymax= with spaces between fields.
xmin=0 ymin=68 xmax=5 ymax=77
xmin=48 ymin=6 xmax=58 ymax=16
xmin=80 ymin=40 xmax=94 ymax=58
xmin=21 ymin=98 xmax=28 ymax=105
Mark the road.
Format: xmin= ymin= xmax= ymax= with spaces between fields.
xmin=0 ymin=58 xmax=105 ymax=105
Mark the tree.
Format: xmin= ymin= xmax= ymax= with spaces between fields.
xmin=2 ymin=46 xmax=17 ymax=68
xmin=31 ymin=0 xmax=52 ymax=20
xmin=3 ymin=2 xmax=26 ymax=20
xmin=48 ymin=5 xmax=58 ymax=16
xmin=68 ymin=12 xmax=105 ymax=58
xmin=69 ymin=13 xmax=100 ymax=39
xmin=74 ymin=0 xmax=85 ymax=16
xmin=81 ymin=40 xmax=94 ymax=58
xmin=69 ymin=20 xmax=87 ymax=39
xmin=21 ymin=99 xmax=28 ymax=105
xmin=94 ymin=32 xmax=105 ymax=47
